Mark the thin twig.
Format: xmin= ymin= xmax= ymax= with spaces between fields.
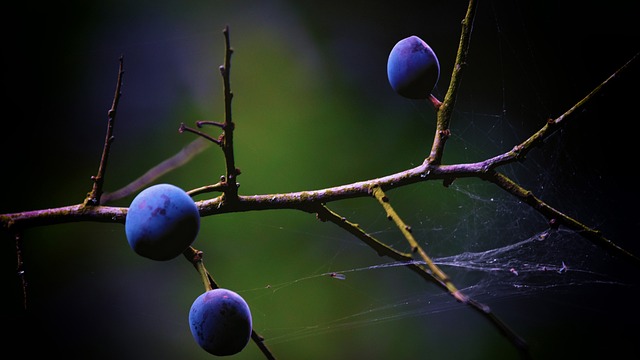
xmin=553 ymin=51 xmax=638 ymax=126
xmin=219 ymin=25 xmax=240 ymax=199
xmin=197 ymin=120 xmax=225 ymax=128
xmin=187 ymin=181 xmax=226 ymax=197
xmin=179 ymin=123 xmax=222 ymax=145
xmin=84 ymin=56 xmax=125 ymax=206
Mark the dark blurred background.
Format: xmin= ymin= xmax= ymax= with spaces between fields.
xmin=2 ymin=1 xmax=638 ymax=359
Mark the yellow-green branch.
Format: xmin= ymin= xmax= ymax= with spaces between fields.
xmin=427 ymin=0 xmax=477 ymax=165
xmin=313 ymin=200 xmax=530 ymax=358
xmin=370 ymin=185 xmax=464 ymax=301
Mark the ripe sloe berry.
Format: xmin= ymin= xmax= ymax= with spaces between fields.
xmin=189 ymin=288 xmax=253 ymax=356
xmin=125 ymin=183 xmax=200 ymax=261
xmin=387 ymin=35 xmax=440 ymax=99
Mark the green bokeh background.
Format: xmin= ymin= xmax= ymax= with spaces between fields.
xmin=2 ymin=1 xmax=639 ymax=359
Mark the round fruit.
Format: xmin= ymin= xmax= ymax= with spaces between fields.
xmin=125 ymin=183 xmax=200 ymax=261
xmin=189 ymin=288 xmax=253 ymax=356
xmin=387 ymin=35 xmax=440 ymax=99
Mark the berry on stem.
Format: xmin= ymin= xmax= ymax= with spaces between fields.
xmin=125 ymin=183 xmax=200 ymax=261
xmin=189 ymin=288 xmax=253 ymax=356
xmin=387 ymin=35 xmax=440 ymax=99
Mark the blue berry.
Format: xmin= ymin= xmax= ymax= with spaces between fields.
xmin=189 ymin=288 xmax=253 ymax=356
xmin=387 ymin=35 xmax=440 ymax=99
xmin=125 ymin=183 xmax=200 ymax=261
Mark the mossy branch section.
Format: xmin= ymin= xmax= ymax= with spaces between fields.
xmin=427 ymin=0 xmax=477 ymax=166
xmin=370 ymin=185 xmax=461 ymax=299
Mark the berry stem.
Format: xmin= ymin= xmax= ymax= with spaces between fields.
xmin=183 ymin=247 xmax=217 ymax=291
xmin=428 ymin=94 xmax=442 ymax=109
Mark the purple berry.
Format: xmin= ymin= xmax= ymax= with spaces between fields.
xmin=125 ymin=183 xmax=200 ymax=261
xmin=189 ymin=288 xmax=253 ymax=356
xmin=387 ymin=35 xmax=440 ymax=99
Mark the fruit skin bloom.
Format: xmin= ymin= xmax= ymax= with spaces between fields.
xmin=125 ymin=183 xmax=200 ymax=261
xmin=387 ymin=35 xmax=440 ymax=99
xmin=189 ymin=288 xmax=253 ymax=356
